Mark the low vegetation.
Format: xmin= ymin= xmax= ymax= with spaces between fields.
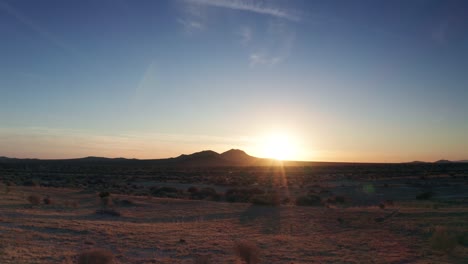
xmin=77 ymin=248 xmax=114 ymax=264
xmin=234 ymin=241 xmax=261 ymax=264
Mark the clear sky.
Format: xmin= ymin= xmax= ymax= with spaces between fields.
xmin=1 ymin=0 xmax=467 ymax=162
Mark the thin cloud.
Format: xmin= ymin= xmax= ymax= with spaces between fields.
xmin=178 ymin=18 xmax=204 ymax=33
xmin=239 ymin=26 xmax=252 ymax=45
xmin=185 ymin=0 xmax=300 ymax=21
xmin=249 ymin=53 xmax=281 ymax=67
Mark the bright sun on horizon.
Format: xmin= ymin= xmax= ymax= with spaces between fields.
xmin=261 ymin=134 xmax=297 ymax=160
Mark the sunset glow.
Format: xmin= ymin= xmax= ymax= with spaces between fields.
xmin=261 ymin=134 xmax=297 ymax=160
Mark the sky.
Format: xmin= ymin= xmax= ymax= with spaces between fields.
xmin=1 ymin=0 xmax=467 ymax=162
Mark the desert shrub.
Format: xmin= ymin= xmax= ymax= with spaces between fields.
xmin=234 ymin=241 xmax=260 ymax=264
xmin=225 ymin=188 xmax=264 ymax=203
xmin=27 ymin=195 xmax=41 ymax=205
xmin=43 ymin=195 xmax=53 ymax=205
xmin=416 ymin=191 xmax=434 ymax=200
xmin=193 ymin=254 xmax=212 ymax=264
xmin=295 ymin=194 xmax=322 ymax=206
xmin=77 ymin=248 xmax=114 ymax=264
xmin=95 ymin=209 xmax=121 ymax=217
xmin=187 ymin=186 xmax=199 ymax=193
xmin=150 ymin=186 xmax=182 ymax=198
xmin=113 ymin=198 xmax=134 ymax=207
xmin=429 ymin=226 xmax=458 ymax=253
xmin=23 ymin=179 xmax=39 ymax=187
xmin=327 ymin=195 xmax=346 ymax=204
xmin=457 ymin=232 xmax=468 ymax=247
xmin=99 ymin=191 xmax=110 ymax=198
xmin=190 ymin=187 xmax=221 ymax=201
xmin=250 ymin=192 xmax=281 ymax=206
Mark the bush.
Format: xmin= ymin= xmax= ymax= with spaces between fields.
xmin=98 ymin=191 xmax=110 ymax=198
xmin=235 ymin=241 xmax=260 ymax=264
xmin=187 ymin=186 xmax=199 ymax=193
xmin=43 ymin=195 xmax=53 ymax=205
xmin=225 ymin=188 xmax=264 ymax=203
xmin=251 ymin=192 xmax=281 ymax=206
xmin=327 ymin=195 xmax=346 ymax=204
xmin=430 ymin=226 xmax=458 ymax=253
xmin=190 ymin=187 xmax=221 ymax=201
xmin=95 ymin=209 xmax=121 ymax=217
xmin=77 ymin=248 xmax=114 ymax=264
xmin=27 ymin=195 xmax=41 ymax=205
xmin=416 ymin=191 xmax=434 ymax=200
xmin=150 ymin=186 xmax=182 ymax=198
xmin=193 ymin=254 xmax=212 ymax=264
xmin=296 ymin=194 xmax=321 ymax=206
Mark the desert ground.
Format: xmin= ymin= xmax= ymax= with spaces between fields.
xmin=0 ymin=181 xmax=467 ymax=263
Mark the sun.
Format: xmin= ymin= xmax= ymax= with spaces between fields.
xmin=262 ymin=134 xmax=296 ymax=160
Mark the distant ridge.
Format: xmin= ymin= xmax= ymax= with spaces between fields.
xmin=1 ymin=151 xmax=467 ymax=167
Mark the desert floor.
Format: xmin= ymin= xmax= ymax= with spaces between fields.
xmin=0 ymin=186 xmax=467 ymax=263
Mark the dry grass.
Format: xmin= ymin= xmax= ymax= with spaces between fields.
xmin=0 ymin=186 xmax=467 ymax=263
xmin=77 ymin=248 xmax=114 ymax=264
xmin=27 ymin=194 xmax=41 ymax=205
xmin=429 ymin=226 xmax=458 ymax=253
xmin=193 ymin=254 xmax=212 ymax=264
xmin=234 ymin=241 xmax=260 ymax=264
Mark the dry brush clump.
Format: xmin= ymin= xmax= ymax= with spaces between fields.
xmin=429 ymin=226 xmax=459 ymax=253
xmin=234 ymin=240 xmax=261 ymax=264
xmin=77 ymin=248 xmax=114 ymax=264
xmin=27 ymin=194 xmax=41 ymax=205
xmin=193 ymin=254 xmax=212 ymax=264
xmin=95 ymin=208 xmax=121 ymax=217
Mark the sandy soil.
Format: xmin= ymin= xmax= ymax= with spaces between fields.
xmin=0 ymin=186 xmax=467 ymax=263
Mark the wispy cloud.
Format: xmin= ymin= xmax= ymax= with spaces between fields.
xmin=178 ymin=18 xmax=204 ymax=33
xmin=249 ymin=53 xmax=281 ymax=67
xmin=239 ymin=26 xmax=252 ymax=45
xmin=185 ymin=0 xmax=300 ymax=21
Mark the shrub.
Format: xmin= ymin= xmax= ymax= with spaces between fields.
xmin=98 ymin=191 xmax=110 ymax=198
xmin=77 ymin=248 xmax=114 ymax=264
xmin=430 ymin=226 xmax=458 ymax=253
xmin=327 ymin=195 xmax=346 ymax=204
xmin=187 ymin=186 xmax=199 ymax=193
xmin=150 ymin=186 xmax=181 ymax=198
xmin=27 ymin=195 xmax=41 ymax=205
xmin=43 ymin=195 xmax=53 ymax=205
xmin=296 ymin=194 xmax=322 ymax=206
xmin=95 ymin=209 xmax=121 ymax=217
xmin=234 ymin=241 xmax=260 ymax=264
xmin=193 ymin=254 xmax=212 ymax=264
xmin=416 ymin=191 xmax=434 ymax=200
xmin=190 ymin=187 xmax=221 ymax=201
xmin=250 ymin=192 xmax=281 ymax=206
xmin=225 ymin=188 xmax=264 ymax=203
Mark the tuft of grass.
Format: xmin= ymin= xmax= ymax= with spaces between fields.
xmin=95 ymin=209 xmax=121 ymax=217
xmin=429 ymin=226 xmax=458 ymax=253
xmin=295 ymin=194 xmax=321 ymax=206
xmin=416 ymin=191 xmax=434 ymax=200
xmin=27 ymin=195 xmax=41 ymax=205
xmin=43 ymin=195 xmax=53 ymax=205
xmin=77 ymin=248 xmax=114 ymax=264
xmin=234 ymin=240 xmax=260 ymax=264
xmin=193 ymin=254 xmax=212 ymax=264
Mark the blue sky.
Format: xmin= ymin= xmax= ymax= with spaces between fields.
xmin=1 ymin=0 xmax=467 ymax=162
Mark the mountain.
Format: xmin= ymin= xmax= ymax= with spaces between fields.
xmin=171 ymin=150 xmax=229 ymax=166
xmin=220 ymin=149 xmax=257 ymax=164
xmin=434 ymin=159 xmax=452 ymax=164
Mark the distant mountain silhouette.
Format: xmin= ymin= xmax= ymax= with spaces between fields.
xmin=407 ymin=161 xmax=428 ymax=164
xmin=435 ymin=159 xmax=452 ymax=164
xmin=1 ymin=151 xmax=466 ymax=167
